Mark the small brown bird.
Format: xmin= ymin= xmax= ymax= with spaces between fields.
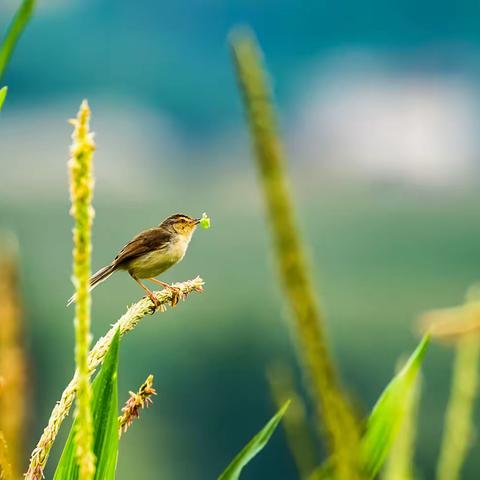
xmin=67 ymin=213 xmax=202 ymax=308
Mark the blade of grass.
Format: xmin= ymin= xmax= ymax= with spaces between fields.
xmin=0 ymin=0 xmax=35 ymax=81
xmin=54 ymin=330 xmax=120 ymax=480
xmin=361 ymin=336 xmax=429 ymax=478
xmin=218 ymin=400 xmax=290 ymax=480
xmin=382 ymin=369 xmax=421 ymax=480
xmin=230 ymin=28 xmax=362 ymax=480
xmin=0 ymin=86 xmax=7 ymax=111
xmin=309 ymin=339 xmax=428 ymax=480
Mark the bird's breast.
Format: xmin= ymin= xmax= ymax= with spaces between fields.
xmin=126 ymin=234 xmax=191 ymax=279
xmin=165 ymin=234 xmax=190 ymax=263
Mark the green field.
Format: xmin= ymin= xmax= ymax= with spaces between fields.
xmin=2 ymin=183 xmax=478 ymax=478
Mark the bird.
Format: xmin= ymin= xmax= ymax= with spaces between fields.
xmin=67 ymin=213 xmax=202 ymax=308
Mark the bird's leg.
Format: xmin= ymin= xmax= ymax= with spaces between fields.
xmin=131 ymin=274 xmax=161 ymax=309
xmin=147 ymin=278 xmax=171 ymax=289
xmin=148 ymin=278 xmax=181 ymax=307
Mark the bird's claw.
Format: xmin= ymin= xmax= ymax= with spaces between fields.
xmin=147 ymin=284 xmax=182 ymax=309
xmin=148 ymin=293 xmax=161 ymax=310
xmin=169 ymin=286 xmax=182 ymax=307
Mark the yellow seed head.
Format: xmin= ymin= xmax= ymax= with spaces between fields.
xmin=69 ymin=99 xmax=96 ymax=479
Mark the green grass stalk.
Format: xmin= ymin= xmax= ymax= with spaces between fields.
xmin=24 ymin=277 xmax=203 ymax=480
xmin=0 ymin=0 xmax=35 ymax=81
xmin=69 ymin=100 xmax=96 ymax=479
xmin=267 ymin=364 xmax=317 ymax=479
xmin=436 ymin=337 xmax=479 ymax=480
xmin=230 ymin=30 xmax=362 ymax=480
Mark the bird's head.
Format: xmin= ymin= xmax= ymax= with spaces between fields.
xmin=160 ymin=214 xmax=200 ymax=237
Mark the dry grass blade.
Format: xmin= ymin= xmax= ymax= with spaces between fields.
xmin=421 ymin=302 xmax=480 ymax=341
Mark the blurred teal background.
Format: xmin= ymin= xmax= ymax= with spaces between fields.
xmin=1 ymin=0 xmax=480 ymax=478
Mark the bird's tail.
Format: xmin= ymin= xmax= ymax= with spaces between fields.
xmin=67 ymin=263 xmax=116 ymax=307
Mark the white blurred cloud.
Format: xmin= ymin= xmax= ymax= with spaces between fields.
xmin=0 ymin=101 xmax=183 ymax=202
xmin=291 ymin=50 xmax=480 ymax=186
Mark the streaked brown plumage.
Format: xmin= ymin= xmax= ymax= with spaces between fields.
xmin=67 ymin=214 xmax=200 ymax=308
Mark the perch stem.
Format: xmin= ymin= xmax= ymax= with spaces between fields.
xmin=24 ymin=277 xmax=204 ymax=480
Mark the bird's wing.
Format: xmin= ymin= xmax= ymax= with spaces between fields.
xmin=113 ymin=227 xmax=172 ymax=267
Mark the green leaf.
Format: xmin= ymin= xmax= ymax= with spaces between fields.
xmin=0 ymin=0 xmax=35 ymax=80
xmin=218 ymin=400 xmax=290 ymax=480
xmin=54 ymin=329 xmax=120 ymax=480
xmin=0 ymin=86 xmax=7 ymax=111
xmin=361 ymin=335 xmax=430 ymax=478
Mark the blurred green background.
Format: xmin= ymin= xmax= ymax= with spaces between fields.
xmin=2 ymin=0 xmax=480 ymax=478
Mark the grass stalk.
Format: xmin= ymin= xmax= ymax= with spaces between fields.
xmin=24 ymin=276 xmax=204 ymax=479
xmin=0 ymin=0 xmax=35 ymax=81
xmin=69 ymin=100 xmax=96 ymax=479
xmin=267 ymin=364 xmax=317 ymax=479
xmin=230 ymin=30 xmax=362 ymax=480
xmin=0 ymin=432 xmax=13 ymax=480
xmin=421 ymin=291 xmax=480 ymax=480
xmin=436 ymin=337 xmax=479 ymax=480
xmin=0 ymin=236 xmax=27 ymax=478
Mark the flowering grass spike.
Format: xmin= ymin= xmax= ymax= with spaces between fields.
xmin=119 ymin=374 xmax=157 ymax=436
xmin=69 ymin=100 xmax=96 ymax=480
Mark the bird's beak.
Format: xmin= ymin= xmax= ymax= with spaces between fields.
xmin=194 ymin=218 xmax=201 ymax=225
